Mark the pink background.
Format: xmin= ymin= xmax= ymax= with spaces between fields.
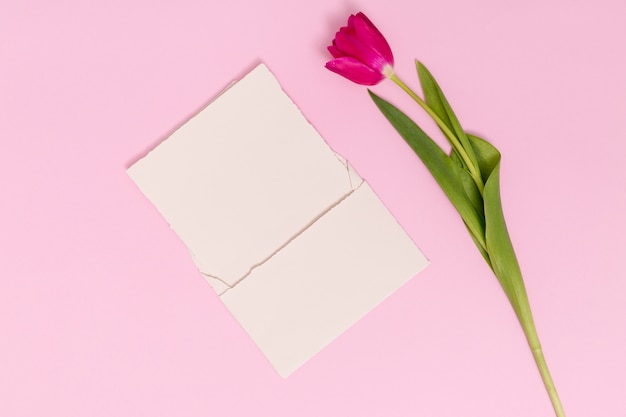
xmin=1 ymin=1 xmax=625 ymax=416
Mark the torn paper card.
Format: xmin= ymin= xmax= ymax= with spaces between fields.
xmin=127 ymin=63 xmax=429 ymax=377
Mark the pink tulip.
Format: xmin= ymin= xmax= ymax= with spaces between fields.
xmin=325 ymin=12 xmax=395 ymax=85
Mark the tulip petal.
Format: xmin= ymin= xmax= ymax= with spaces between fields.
xmin=334 ymin=30 xmax=389 ymax=73
xmin=333 ymin=31 xmax=369 ymax=61
xmin=325 ymin=57 xmax=385 ymax=85
xmin=327 ymin=45 xmax=344 ymax=58
xmin=347 ymin=14 xmax=356 ymax=30
xmin=353 ymin=12 xmax=394 ymax=65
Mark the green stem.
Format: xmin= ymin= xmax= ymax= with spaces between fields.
xmin=519 ymin=312 xmax=566 ymax=417
xmin=389 ymin=73 xmax=484 ymax=195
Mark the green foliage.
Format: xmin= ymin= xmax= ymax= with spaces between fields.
xmin=369 ymin=63 xmax=536 ymax=346
xmin=368 ymin=55 xmax=564 ymax=417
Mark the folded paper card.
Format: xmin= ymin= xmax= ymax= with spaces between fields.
xmin=128 ymin=63 xmax=429 ymax=377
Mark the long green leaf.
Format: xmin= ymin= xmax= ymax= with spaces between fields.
xmin=467 ymin=134 xmax=500 ymax=183
xmin=417 ymin=61 xmax=480 ymax=172
xmin=452 ymin=164 xmax=489 ymax=263
xmin=449 ymin=135 xmax=500 ymax=207
xmin=369 ymin=91 xmax=487 ymax=251
xmin=452 ymin=134 xmax=500 ymax=265
xmin=451 ymin=155 xmax=482 ymax=214
xmin=483 ymin=163 xmax=531 ymax=323
xmin=415 ymin=63 xmax=454 ymax=133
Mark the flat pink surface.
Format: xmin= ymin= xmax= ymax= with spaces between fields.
xmin=1 ymin=1 xmax=625 ymax=416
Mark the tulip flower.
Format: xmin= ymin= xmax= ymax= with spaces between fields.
xmin=325 ymin=12 xmax=395 ymax=85
xmin=326 ymin=12 xmax=567 ymax=417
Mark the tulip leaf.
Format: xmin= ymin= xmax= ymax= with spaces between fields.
xmin=417 ymin=61 xmax=480 ymax=172
xmin=461 ymin=135 xmax=501 ymax=267
xmin=451 ymin=154 xmax=483 ymax=214
xmin=467 ymin=134 xmax=501 ymax=183
xmin=449 ymin=135 xmax=498 ymax=267
xmin=483 ymin=163 xmax=529 ymax=317
xmin=415 ymin=62 xmax=454 ymax=134
xmin=468 ymin=227 xmax=492 ymax=268
xmin=369 ymin=91 xmax=487 ymax=252
xmin=414 ymin=62 xmax=536 ymax=341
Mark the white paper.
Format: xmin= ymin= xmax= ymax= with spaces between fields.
xmin=128 ymin=63 xmax=429 ymax=377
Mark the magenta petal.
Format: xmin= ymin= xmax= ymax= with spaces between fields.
xmin=325 ymin=57 xmax=385 ymax=85
xmin=334 ymin=30 xmax=388 ymax=73
xmin=346 ymin=14 xmax=356 ymax=30
xmin=337 ymin=25 xmax=357 ymax=42
xmin=353 ymin=12 xmax=394 ymax=66
xmin=333 ymin=31 xmax=368 ymax=62
xmin=327 ymin=45 xmax=344 ymax=58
